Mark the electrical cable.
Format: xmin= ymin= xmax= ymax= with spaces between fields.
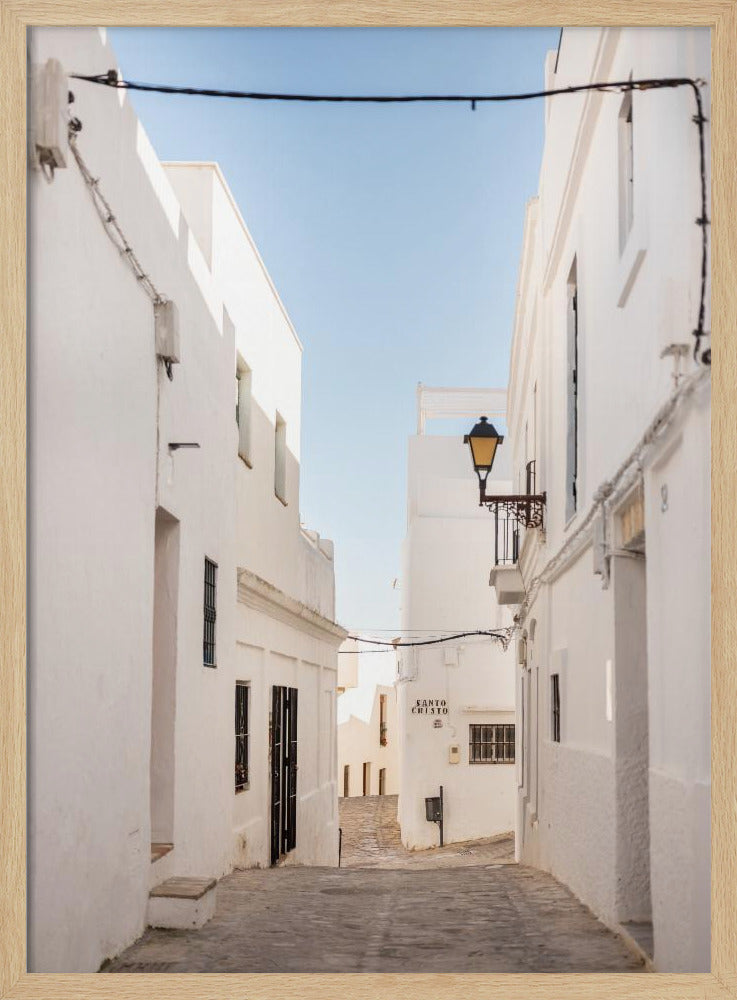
xmin=66 ymin=119 xmax=176 ymax=380
xmin=71 ymin=69 xmax=710 ymax=363
xmin=339 ymin=629 xmax=513 ymax=651
xmin=67 ymin=124 xmax=165 ymax=307
xmin=70 ymin=70 xmax=698 ymax=106
xmin=515 ymin=364 xmax=711 ymax=628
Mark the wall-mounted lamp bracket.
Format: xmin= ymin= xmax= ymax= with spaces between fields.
xmin=480 ymin=489 xmax=547 ymax=530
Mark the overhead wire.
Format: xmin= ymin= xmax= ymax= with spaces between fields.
xmin=515 ymin=364 xmax=711 ymax=628
xmin=70 ymin=69 xmax=710 ymax=365
xmin=65 ymin=117 xmax=175 ymax=380
xmin=60 ymin=66 xmax=711 ymax=657
xmin=339 ymin=629 xmax=513 ymax=651
xmin=71 ymin=70 xmax=698 ymax=106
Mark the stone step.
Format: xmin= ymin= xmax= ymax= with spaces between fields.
xmin=147 ymin=876 xmax=217 ymax=930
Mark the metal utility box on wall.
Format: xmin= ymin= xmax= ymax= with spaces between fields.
xmin=424 ymin=785 xmax=444 ymax=846
xmin=448 ymin=744 xmax=460 ymax=764
xmin=425 ymin=796 xmax=441 ymax=823
xmin=154 ymin=299 xmax=181 ymax=365
xmin=32 ymin=59 xmax=69 ymax=169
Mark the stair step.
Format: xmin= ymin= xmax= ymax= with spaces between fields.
xmin=148 ymin=876 xmax=217 ymax=929
xmin=150 ymin=876 xmax=215 ymax=900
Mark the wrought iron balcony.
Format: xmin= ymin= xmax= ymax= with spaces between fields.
xmin=486 ymin=461 xmax=545 ymax=566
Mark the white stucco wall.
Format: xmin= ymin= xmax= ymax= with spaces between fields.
xmin=338 ymin=684 xmax=399 ymax=797
xmin=398 ymin=425 xmax=517 ymax=849
xmin=29 ymin=26 xmax=343 ymax=973
xmin=505 ymin=27 xmax=710 ymax=972
xmin=164 ymin=161 xmax=345 ymax=872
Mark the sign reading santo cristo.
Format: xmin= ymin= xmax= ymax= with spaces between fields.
xmin=411 ymin=698 xmax=448 ymax=716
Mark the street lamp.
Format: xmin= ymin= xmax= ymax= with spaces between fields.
xmin=464 ymin=416 xmax=546 ymax=531
xmin=464 ymin=416 xmax=504 ymax=490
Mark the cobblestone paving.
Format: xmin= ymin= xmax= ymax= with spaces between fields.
xmin=339 ymin=795 xmax=515 ymax=869
xmin=106 ymin=797 xmax=642 ymax=973
xmin=107 ymin=864 xmax=643 ymax=973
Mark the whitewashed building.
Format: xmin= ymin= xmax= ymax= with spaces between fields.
xmin=338 ymin=669 xmax=399 ymax=797
xmin=492 ymin=28 xmax=710 ymax=972
xmin=397 ymin=386 xmax=517 ymax=849
xmin=28 ymin=27 xmax=345 ymax=973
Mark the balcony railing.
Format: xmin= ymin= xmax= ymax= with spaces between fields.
xmin=494 ymin=508 xmax=520 ymax=566
xmin=488 ymin=461 xmax=545 ymax=566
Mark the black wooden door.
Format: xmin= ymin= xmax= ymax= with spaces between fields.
xmin=270 ymin=685 xmax=298 ymax=864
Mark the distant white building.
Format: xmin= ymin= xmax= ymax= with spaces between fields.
xmin=396 ymin=386 xmax=517 ymax=849
xmin=338 ymin=650 xmax=399 ymax=798
xmin=492 ymin=27 xmax=710 ymax=972
xmin=28 ymin=27 xmax=345 ymax=973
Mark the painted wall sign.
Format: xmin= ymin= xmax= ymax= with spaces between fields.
xmin=411 ymin=698 xmax=448 ymax=715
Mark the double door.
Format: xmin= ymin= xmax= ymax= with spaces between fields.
xmin=270 ymin=685 xmax=298 ymax=865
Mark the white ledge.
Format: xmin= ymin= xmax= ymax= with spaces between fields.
xmin=237 ymin=568 xmax=347 ymax=646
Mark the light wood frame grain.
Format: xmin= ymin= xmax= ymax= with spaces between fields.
xmin=1 ymin=4 xmax=734 ymax=998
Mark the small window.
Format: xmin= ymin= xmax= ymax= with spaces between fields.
xmin=362 ymin=761 xmax=371 ymax=795
xmin=379 ymin=768 xmax=386 ymax=795
xmin=469 ymin=724 xmax=515 ymax=764
xmin=203 ymin=557 xmax=217 ymax=667
xmin=236 ymin=361 xmax=252 ymax=466
xmin=566 ymin=260 xmax=579 ymax=522
xmin=551 ymin=674 xmax=561 ymax=742
xmin=235 ymin=682 xmax=249 ymax=792
xmin=343 ymin=764 xmax=350 ymax=798
xmin=379 ymin=694 xmax=388 ymax=746
xmin=274 ymin=413 xmax=287 ymax=504
xmin=618 ymin=86 xmax=634 ymax=251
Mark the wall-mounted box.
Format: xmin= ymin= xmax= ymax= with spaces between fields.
xmin=32 ymin=59 xmax=69 ymax=169
xmin=154 ymin=299 xmax=180 ymax=364
xmin=449 ymin=744 xmax=460 ymax=764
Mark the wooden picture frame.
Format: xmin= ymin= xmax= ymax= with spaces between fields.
xmin=1 ymin=3 xmax=734 ymax=998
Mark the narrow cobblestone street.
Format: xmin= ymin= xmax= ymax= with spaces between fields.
xmin=338 ymin=794 xmax=516 ymax=869
xmin=106 ymin=797 xmax=644 ymax=973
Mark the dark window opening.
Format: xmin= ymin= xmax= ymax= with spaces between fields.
xmin=203 ymin=557 xmax=217 ymax=666
xmin=235 ymin=682 xmax=249 ymax=791
xmin=619 ymin=85 xmax=634 ymax=250
xmin=469 ymin=724 xmax=515 ymax=764
xmin=552 ymin=674 xmax=561 ymax=743
xmin=566 ymin=261 xmax=579 ymax=521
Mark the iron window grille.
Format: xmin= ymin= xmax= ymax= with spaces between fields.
xmin=551 ymin=674 xmax=561 ymax=742
xmin=203 ymin=557 xmax=217 ymax=666
xmin=469 ymin=724 xmax=515 ymax=764
xmin=235 ymin=682 xmax=249 ymax=791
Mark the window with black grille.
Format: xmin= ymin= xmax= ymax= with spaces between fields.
xmin=551 ymin=673 xmax=561 ymax=742
xmin=469 ymin=724 xmax=515 ymax=764
xmin=203 ymin=557 xmax=217 ymax=667
xmin=235 ymin=682 xmax=249 ymax=792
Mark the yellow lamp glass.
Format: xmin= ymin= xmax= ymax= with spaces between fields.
xmin=465 ymin=416 xmax=504 ymax=475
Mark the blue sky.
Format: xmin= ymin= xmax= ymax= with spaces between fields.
xmin=108 ymin=27 xmax=559 ymax=634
